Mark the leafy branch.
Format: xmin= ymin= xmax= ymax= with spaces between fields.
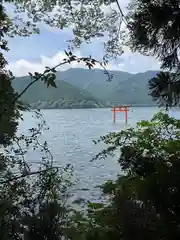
xmin=0 ymin=51 xmax=112 ymax=183
xmin=0 ymin=109 xmax=55 ymax=184
xmin=0 ymin=167 xmax=58 ymax=184
xmin=12 ymin=51 xmax=112 ymax=105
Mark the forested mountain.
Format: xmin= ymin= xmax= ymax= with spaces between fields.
xmin=12 ymin=75 xmax=110 ymax=109
xmin=12 ymin=68 xmax=158 ymax=109
xmin=57 ymin=68 xmax=158 ymax=105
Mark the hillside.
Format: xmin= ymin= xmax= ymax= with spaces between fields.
xmin=12 ymin=68 xmax=159 ymax=109
xmin=12 ymin=76 xmax=109 ymax=109
xmin=57 ymin=68 xmax=158 ymax=105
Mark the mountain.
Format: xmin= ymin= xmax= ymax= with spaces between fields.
xmin=12 ymin=76 xmax=109 ymax=109
xmin=56 ymin=68 xmax=158 ymax=105
xmin=56 ymin=68 xmax=132 ymax=101
xmin=12 ymin=68 xmax=159 ymax=109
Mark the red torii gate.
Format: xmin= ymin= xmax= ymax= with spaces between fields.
xmin=111 ymin=106 xmax=130 ymax=123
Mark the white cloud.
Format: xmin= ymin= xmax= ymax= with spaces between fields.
xmin=113 ymin=47 xmax=161 ymax=73
xmin=7 ymin=50 xmax=82 ymax=76
xmin=7 ymin=50 xmax=108 ymax=76
xmin=7 ymin=48 xmax=161 ymax=77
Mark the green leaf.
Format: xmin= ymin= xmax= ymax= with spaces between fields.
xmin=44 ymin=73 xmax=57 ymax=88
xmin=48 ymin=78 xmax=57 ymax=88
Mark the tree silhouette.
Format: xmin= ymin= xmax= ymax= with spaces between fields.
xmin=126 ymin=0 xmax=180 ymax=107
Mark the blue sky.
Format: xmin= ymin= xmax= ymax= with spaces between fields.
xmin=6 ymin=27 xmax=104 ymax=62
xmin=4 ymin=0 xmax=161 ymax=76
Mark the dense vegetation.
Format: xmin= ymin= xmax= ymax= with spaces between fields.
xmin=0 ymin=0 xmax=120 ymax=239
xmin=14 ymin=69 xmax=158 ymax=109
xmin=1 ymin=0 xmax=180 ymax=239
xmin=126 ymin=0 xmax=180 ymax=108
xmin=84 ymin=1 xmax=180 ymax=239
xmin=82 ymin=112 xmax=180 ymax=240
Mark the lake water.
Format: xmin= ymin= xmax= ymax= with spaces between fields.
xmin=17 ymin=107 xmax=161 ymax=201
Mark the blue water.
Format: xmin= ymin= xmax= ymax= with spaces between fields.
xmin=17 ymin=107 xmax=160 ymax=201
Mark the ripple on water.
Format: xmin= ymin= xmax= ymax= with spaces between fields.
xmin=18 ymin=107 xmax=159 ymax=201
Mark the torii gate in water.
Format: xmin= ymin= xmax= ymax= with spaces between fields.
xmin=111 ymin=106 xmax=130 ymax=123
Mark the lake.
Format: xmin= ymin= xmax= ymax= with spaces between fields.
xmin=18 ymin=107 xmax=161 ymax=201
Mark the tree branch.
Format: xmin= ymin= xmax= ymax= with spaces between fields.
xmin=0 ymin=167 xmax=58 ymax=184
xmin=115 ymin=0 xmax=128 ymax=25
xmin=0 ymin=52 xmax=111 ymax=184
xmin=12 ymin=55 xmax=111 ymax=105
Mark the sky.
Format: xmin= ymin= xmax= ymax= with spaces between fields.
xmin=4 ymin=0 xmax=161 ymax=77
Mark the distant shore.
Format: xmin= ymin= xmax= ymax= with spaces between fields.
xmin=30 ymin=105 xmax=158 ymax=110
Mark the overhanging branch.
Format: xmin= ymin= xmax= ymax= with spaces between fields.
xmin=0 ymin=167 xmax=58 ymax=184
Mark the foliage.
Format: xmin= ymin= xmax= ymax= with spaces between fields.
xmin=3 ymin=0 xmax=124 ymax=60
xmin=29 ymin=99 xmax=110 ymax=109
xmin=0 ymin=109 xmax=77 ymax=240
xmin=85 ymin=112 xmax=180 ymax=239
xmin=0 ymin=72 xmax=23 ymax=145
xmin=0 ymin=1 xmax=119 ymax=239
xmin=1 ymin=4 xmax=98 ymax=239
xmin=126 ymin=0 xmax=180 ymax=108
xmin=0 ymin=4 xmax=24 ymax=144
